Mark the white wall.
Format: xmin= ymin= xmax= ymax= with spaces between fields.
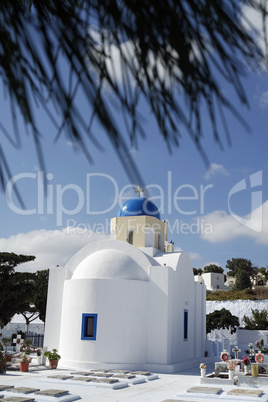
xmin=44 ymin=266 xmax=67 ymax=351
xmin=202 ymin=272 xmax=225 ymax=290
xmin=59 ymin=278 xmax=148 ymax=368
xmin=44 ymin=239 xmax=206 ymax=373
xmin=147 ymin=265 xmax=170 ymax=364
xmin=237 ymin=329 xmax=268 ymax=350
xmin=194 ymin=281 xmax=206 ymax=358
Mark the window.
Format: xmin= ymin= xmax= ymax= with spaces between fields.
xmin=81 ymin=313 xmax=98 ymax=340
xmin=184 ymin=309 xmax=188 ymax=341
xmin=127 ymin=230 xmax=134 ymax=245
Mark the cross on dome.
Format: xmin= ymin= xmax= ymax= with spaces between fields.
xmin=134 ymin=185 xmax=143 ymax=197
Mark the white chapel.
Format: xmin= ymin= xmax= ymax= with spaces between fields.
xmin=44 ymin=189 xmax=206 ymax=373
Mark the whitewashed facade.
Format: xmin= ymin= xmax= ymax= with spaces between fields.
xmin=44 ymin=196 xmax=206 ymax=373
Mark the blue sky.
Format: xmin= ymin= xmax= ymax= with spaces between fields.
xmin=0 ymin=6 xmax=268 ymax=273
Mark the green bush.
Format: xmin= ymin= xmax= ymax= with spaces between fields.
xmin=243 ymin=309 xmax=268 ymax=330
xmin=206 ymin=308 xmax=239 ymax=334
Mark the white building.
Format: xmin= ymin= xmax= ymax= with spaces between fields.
xmin=44 ymin=193 xmax=206 ymax=373
xmin=199 ymin=272 xmax=225 ymax=291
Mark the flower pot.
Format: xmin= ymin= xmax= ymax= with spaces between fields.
xmin=244 ymin=365 xmax=249 ymax=375
xmin=37 ymin=355 xmax=42 ymax=365
xmin=49 ymin=359 xmax=58 ymax=369
xmin=251 ymin=363 xmax=258 ymax=377
xmin=20 ymin=362 xmax=29 ymax=372
xmin=200 ymin=368 xmax=206 ymax=377
xmin=228 ymin=370 xmax=234 ymax=379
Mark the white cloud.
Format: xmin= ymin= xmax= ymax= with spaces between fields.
xmin=188 ymin=252 xmax=201 ymax=261
xmin=88 ymin=28 xmax=179 ymax=91
xmin=200 ymin=200 xmax=268 ymax=244
xmin=241 ymin=4 xmax=267 ymax=57
xmin=204 ymin=163 xmax=229 ymax=180
xmin=258 ymin=90 xmax=268 ymax=109
xmin=0 ymin=228 xmax=109 ymax=272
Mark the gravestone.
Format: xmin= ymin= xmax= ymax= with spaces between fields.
xmin=7 ymin=388 xmax=40 ymax=394
xmin=72 ymin=377 xmax=93 ymax=382
xmin=48 ymin=375 xmax=73 ymax=380
xmin=232 ymin=346 xmax=241 ymax=360
xmin=35 ymin=389 xmax=69 ymax=397
xmin=0 ymin=386 xmax=14 ymax=391
xmin=3 ymin=398 xmax=35 ymax=402
xmin=227 ymin=389 xmax=263 ymax=397
xmin=70 ymin=371 xmax=90 ymax=376
xmin=187 ymin=386 xmax=222 ymax=394
xmin=12 ymin=335 xmax=22 ymax=353
xmin=92 ymin=378 xmax=119 ymax=384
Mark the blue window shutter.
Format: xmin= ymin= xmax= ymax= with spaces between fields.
xmin=81 ymin=313 xmax=98 ymax=340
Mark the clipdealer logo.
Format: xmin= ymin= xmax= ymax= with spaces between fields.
xmin=4 ymin=170 xmax=264 ymax=234
xmin=228 ymin=170 xmax=263 ymax=232
xmin=4 ymin=171 xmax=213 ymax=226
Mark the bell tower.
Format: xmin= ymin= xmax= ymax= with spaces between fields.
xmin=110 ymin=187 xmax=167 ymax=252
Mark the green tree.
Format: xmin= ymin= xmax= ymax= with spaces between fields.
xmin=193 ymin=268 xmax=203 ymax=276
xmin=32 ymin=269 xmax=49 ymax=323
xmin=0 ymin=252 xmax=36 ymax=328
xmin=0 ymin=1 xmax=267 ymax=192
xmin=19 ymin=269 xmax=49 ymax=330
xmin=203 ymin=264 xmax=224 ymax=274
xmin=235 ymin=268 xmax=253 ymax=290
xmin=206 ymin=308 xmax=239 ymax=334
xmin=243 ymin=309 xmax=268 ymax=330
xmin=226 ymin=258 xmax=257 ymax=290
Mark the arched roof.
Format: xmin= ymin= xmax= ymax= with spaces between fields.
xmin=72 ymin=248 xmax=148 ymax=281
xmin=118 ymin=197 xmax=160 ymax=220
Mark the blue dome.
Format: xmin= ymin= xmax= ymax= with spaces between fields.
xmin=118 ymin=197 xmax=161 ymax=220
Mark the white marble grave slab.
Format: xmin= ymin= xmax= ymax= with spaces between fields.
xmin=187 ymin=386 xmax=223 ymax=394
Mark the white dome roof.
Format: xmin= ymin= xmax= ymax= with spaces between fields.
xmin=72 ymin=248 xmax=148 ymax=281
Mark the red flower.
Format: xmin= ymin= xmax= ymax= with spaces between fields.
xmin=242 ymin=356 xmax=250 ymax=366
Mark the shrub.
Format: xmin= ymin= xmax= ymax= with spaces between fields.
xmin=243 ymin=309 xmax=268 ymax=330
xmin=206 ymin=308 xmax=239 ymax=334
xmin=206 ymin=288 xmax=268 ymax=301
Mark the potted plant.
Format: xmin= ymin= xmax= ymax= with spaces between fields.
xmin=35 ymin=348 xmax=42 ymax=364
xmin=0 ymin=352 xmax=13 ymax=374
xmin=242 ymin=356 xmax=250 ymax=374
xmin=44 ymin=349 xmax=61 ymax=369
xmin=20 ymin=353 xmax=31 ymax=372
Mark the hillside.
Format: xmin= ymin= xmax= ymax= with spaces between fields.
xmin=206 ymin=288 xmax=268 ymax=301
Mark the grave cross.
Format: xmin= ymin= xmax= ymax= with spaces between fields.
xmin=12 ymin=334 xmax=22 ymax=353
xmin=232 ymin=345 xmax=241 ymax=360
